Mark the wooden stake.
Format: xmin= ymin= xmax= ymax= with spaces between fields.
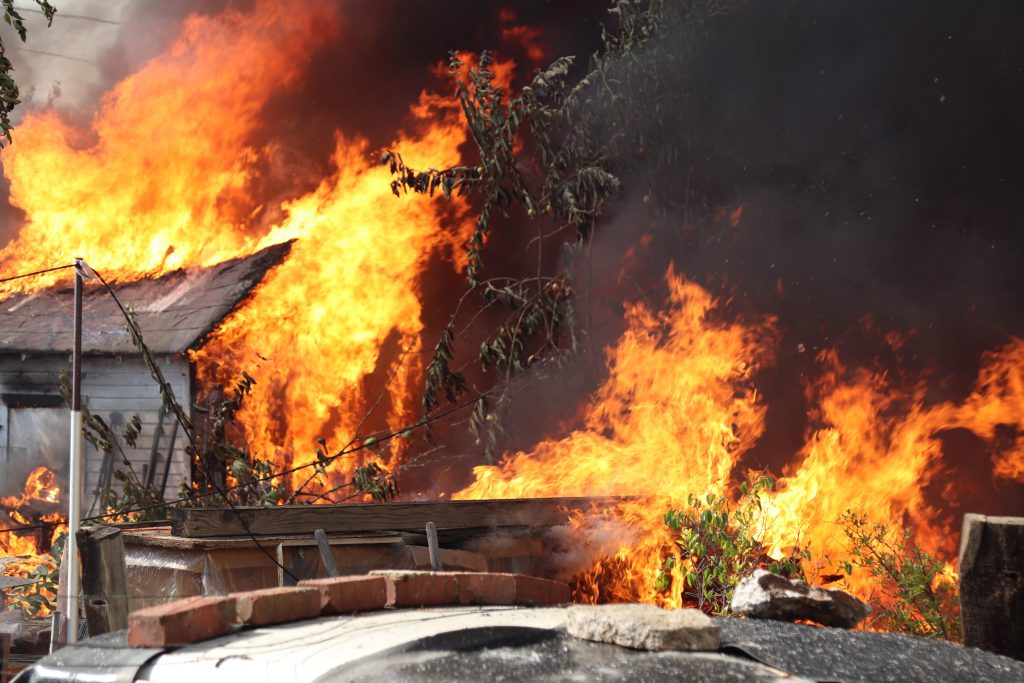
xmin=425 ymin=522 xmax=442 ymax=572
xmin=1 ymin=626 xmax=11 ymax=683
xmin=314 ymin=529 xmax=339 ymax=578
xmin=77 ymin=525 xmax=129 ymax=637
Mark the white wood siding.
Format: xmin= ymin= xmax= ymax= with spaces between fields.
xmin=0 ymin=354 xmax=191 ymax=515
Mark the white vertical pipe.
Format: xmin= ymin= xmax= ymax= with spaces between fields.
xmin=65 ymin=260 xmax=84 ymax=645
xmin=65 ymin=411 xmax=83 ymax=644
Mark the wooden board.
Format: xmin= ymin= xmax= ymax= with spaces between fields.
xmin=169 ymin=497 xmax=626 ymax=538
xmin=122 ymin=529 xmax=404 ymax=551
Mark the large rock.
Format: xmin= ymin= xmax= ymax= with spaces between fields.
xmin=959 ymin=514 xmax=1024 ymax=660
xmin=566 ymin=603 xmax=720 ymax=651
xmin=731 ymin=570 xmax=870 ymax=628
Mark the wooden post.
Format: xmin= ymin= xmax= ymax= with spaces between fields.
xmin=275 ymin=544 xmax=286 ymax=587
xmin=0 ymin=626 xmax=11 ymax=683
xmin=959 ymin=514 xmax=1024 ymax=660
xmin=314 ymin=529 xmax=339 ymax=578
xmin=77 ymin=525 xmax=129 ymax=637
xmin=425 ymin=522 xmax=442 ymax=572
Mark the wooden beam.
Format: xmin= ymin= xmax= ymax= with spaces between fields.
xmin=77 ymin=525 xmax=130 ymax=637
xmin=169 ymin=497 xmax=627 ymax=538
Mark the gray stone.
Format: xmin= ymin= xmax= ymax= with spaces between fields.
xmin=730 ymin=569 xmax=870 ymax=628
xmin=566 ymin=603 xmax=720 ymax=651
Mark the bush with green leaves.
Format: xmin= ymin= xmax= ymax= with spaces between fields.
xmin=656 ymin=474 xmax=808 ymax=614
xmin=839 ymin=510 xmax=960 ymax=640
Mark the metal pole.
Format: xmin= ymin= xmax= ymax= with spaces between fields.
xmin=65 ymin=259 xmax=85 ymax=644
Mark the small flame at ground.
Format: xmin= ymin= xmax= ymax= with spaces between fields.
xmin=1 ymin=467 xmax=64 ymax=614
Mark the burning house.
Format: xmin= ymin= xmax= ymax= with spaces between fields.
xmin=1 ymin=0 xmax=1024 ymax=675
xmin=0 ymin=243 xmax=290 ymax=515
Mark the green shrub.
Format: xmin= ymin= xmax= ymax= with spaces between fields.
xmin=657 ymin=474 xmax=808 ymax=614
xmin=838 ymin=510 xmax=960 ymax=640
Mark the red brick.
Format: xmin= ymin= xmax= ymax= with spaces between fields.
xmin=450 ymin=572 xmax=516 ymax=606
xmin=298 ymin=575 xmax=388 ymax=614
xmin=514 ymin=575 xmax=572 ymax=606
xmin=127 ymin=596 xmax=237 ymax=648
xmin=371 ymin=570 xmax=458 ymax=607
xmin=234 ymin=586 xmax=322 ymax=626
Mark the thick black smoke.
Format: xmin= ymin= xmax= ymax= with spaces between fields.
xmin=426 ymin=1 xmax=1024 ymax=521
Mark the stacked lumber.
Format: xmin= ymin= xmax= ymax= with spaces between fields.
xmin=168 ymin=497 xmax=625 ymax=538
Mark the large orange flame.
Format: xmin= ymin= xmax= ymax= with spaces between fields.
xmin=0 ymin=1 xmax=477 ymax=496
xmin=1 ymin=467 xmax=64 ymax=614
xmin=0 ymin=0 xmax=340 ymax=293
xmin=457 ymin=268 xmax=1024 ymax=607
xmin=0 ymin=0 xmax=1019 ymax=622
xmin=191 ymin=108 xmax=475 ymax=491
xmin=0 ymin=1 xmax=479 ymax=610
xmin=459 ymin=267 xmax=773 ymax=501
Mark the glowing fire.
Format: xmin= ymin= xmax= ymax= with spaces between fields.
xmin=1 ymin=467 xmax=64 ymax=613
xmin=0 ymin=0 xmax=480 ymax=606
xmin=0 ymin=1 xmax=340 ymax=293
xmin=0 ymin=0 xmax=1019 ymax=622
xmin=0 ymin=0 xmax=476 ymax=496
xmin=456 ymin=268 xmax=1024 ymax=607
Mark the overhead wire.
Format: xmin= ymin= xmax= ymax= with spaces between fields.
xmin=9 ymin=46 xmax=96 ymax=64
xmin=13 ymin=5 xmax=120 ymax=25
xmin=0 ymin=382 xmax=491 ymax=537
xmin=0 ymin=263 xmax=74 ymax=284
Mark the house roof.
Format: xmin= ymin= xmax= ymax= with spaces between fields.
xmin=0 ymin=241 xmax=292 ymax=355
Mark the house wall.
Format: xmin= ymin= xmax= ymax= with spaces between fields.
xmin=0 ymin=353 xmax=191 ymax=515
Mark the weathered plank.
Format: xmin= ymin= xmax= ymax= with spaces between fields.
xmin=425 ymin=521 xmax=442 ymax=571
xmin=77 ymin=525 xmax=130 ymax=637
xmin=170 ymin=497 xmax=627 ymax=538
xmin=314 ymin=529 xmax=340 ymax=578
xmin=959 ymin=513 xmax=1024 ymax=660
xmin=122 ymin=528 xmax=403 ymax=551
